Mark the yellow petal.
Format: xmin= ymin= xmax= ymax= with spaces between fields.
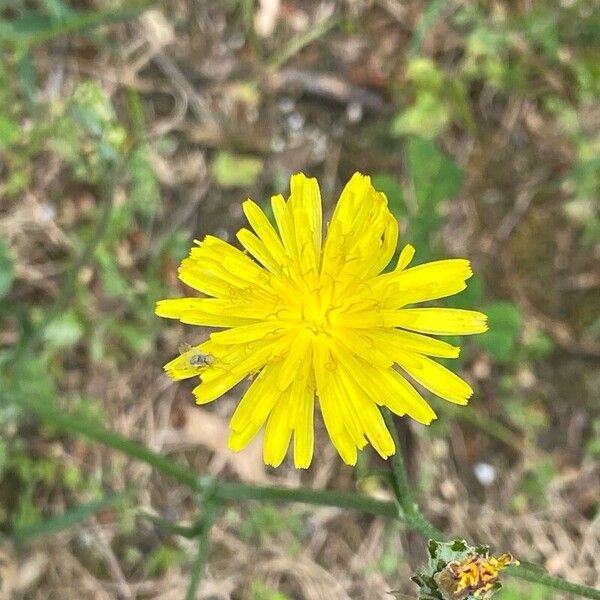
xmin=312 ymin=341 xmax=366 ymax=449
xmin=263 ymin=393 xmax=293 ymax=467
xmin=163 ymin=342 xmax=214 ymax=381
xmin=373 ymin=259 xmax=472 ymax=308
xmin=193 ymin=371 xmax=246 ymax=404
xmin=210 ymin=321 xmax=287 ymax=345
xmin=155 ymin=298 xmax=255 ymax=328
xmin=276 ymin=328 xmax=312 ymax=391
xmin=242 ymin=200 xmax=287 ymax=265
xmin=229 ymin=367 xmax=280 ymax=432
xmin=335 ymin=363 xmax=395 ymax=459
xmin=193 ymin=340 xmax=277 ymax=404
xmin=321 ymin=173 xmax=372 ymax=275
xmin=290 ymin=174 xmax=322 ymax=251
xmin=228 ymin=423 xmax=258 ymax=452
xmin=271 ymin=193 xmax=299 ymax=263
xmin=313 ymin=337 xmax=360 ymax=465
xmin=236 ymin=228 xmax=282 ymax=274
xmin=385 ymin=308 xmax=488 ymax=335
xmin=334 ymin=328 xmax=394 ymax=368
xmin=368 ymin=328 xmax=460 ymax=359
xmin=370 ymin=365 xmax=437 ymax=424
xmin=179 ymin=236 xmax=272 ymax=297
xmin=395 ymin=244 xmax=415 ymax=271
xmin=292 ymin=382 xmax=315 ymax=469
xmin=288 ymin=174 xmax=322 ymax=276
xmin=394 ymin=350 xmax=473 ymax=405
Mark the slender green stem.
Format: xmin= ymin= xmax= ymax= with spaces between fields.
xmin=508 ymin=565 xmax=600 ymax=600
xmin=382 ymin=410 xmax=417 ymax=510
xmin=185 ymin=500 xmax=219 ymax=600
xmin=382 ymin=408 xmax=444 ymax=541
xmin=208 ymin=479 xmax=398 ymax=518
xmin=12 ymin=492 xmax=130 ymax=544
xmin=9 ymin=393 xmax=398 ymax=519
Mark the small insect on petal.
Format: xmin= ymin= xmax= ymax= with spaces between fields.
xmin=189 ymin=353 xmax=214 ymax=367
xmin=178 ymin=344 xmax=214 ymax=367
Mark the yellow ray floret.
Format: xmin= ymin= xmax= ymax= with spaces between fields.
xmin=156 ymin=172 xmax=488 ymax=468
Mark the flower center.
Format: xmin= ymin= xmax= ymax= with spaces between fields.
xmin=301 ymin=292 xmax=331 ymax=335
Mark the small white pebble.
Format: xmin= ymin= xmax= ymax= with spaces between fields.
xmin=287 ymin=112 xmax=305 ymax=131
xmin=278 ymin=97 xmax=295 ymax=113
xmin=270 ymin=137 xmax=285 ymax=152
xmin=37 ymin=203 xmax=56 ymax=223
xmin=474 ymin=462 xmax=496 ymax=487
xmin=346 ymin=102 xmax=363 ymax=123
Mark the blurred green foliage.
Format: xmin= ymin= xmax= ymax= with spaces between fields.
xmin=146 ymin=545 xmax=187 ymax=576
xmin=213 ymin=151 xmax=264 ymax=188
xmin=392 ymin=0 xmax=600 ymax=243
xmin=0 ymin=236 xmax=15 ymax=298
xmin=376 ymin=136 xmax=463 ymax=264
xmin=250 ymin=580 xmax=294 ymax=600
xmin=478 ymin=302 xmax=523 ymax=363
xmin=238 ymin=504 xmax=304 ymax=546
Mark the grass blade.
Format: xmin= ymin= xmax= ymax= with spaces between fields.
xmin=12 ymin=491 xmax=130 ymax=544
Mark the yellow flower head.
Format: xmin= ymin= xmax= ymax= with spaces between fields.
xmin=156 ymin=173 xmax=487 ymax=468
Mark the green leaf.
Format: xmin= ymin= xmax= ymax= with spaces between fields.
xmin=128 ymin=144 xmax=160 ymax=217
xmin=212 ymin=151 xmax=263 ymax=188
xmin=392 ymin=92 xmax=450 ymax=139
xmin=407 ymin=137 xmax=463 ymax=208
xmin=118 ymin=323 xmax=153 ymax=355
xmin=42 ymin=0 xmax=77 ymax=23
xmin=0 ymin=236 xmax=15 ymax=298
xmin=42 ymin=310 xmax=84 ymax=349
xmin=372 ymin=173 xmax=406 ymax=218
xmin=18 ymin=52 xmax=37 ymax=107
xmin=0 ymin=437 xmax=7 ymax=479
xmin=12 ymin=492 xmax=129 ymax=544
xmin=0 ymin=114 xmax=19 ymax=147
xmin=478 ymin=301 xmax=523 ymax=362
xmin=250 ymin=580 xmax=294 ymax=600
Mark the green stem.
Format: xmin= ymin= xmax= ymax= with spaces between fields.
xmin=184 ymin=500 xmax=219 ymax=600
xmin=12 ymin=491 xmax=130 ymax=544
xmin=10 ymin=393 xmax=398 ymax=519
xmin=509 ymin=565 xmax=600 ymax=600
xmin=382 ymin=408 xmax=444 ymax=541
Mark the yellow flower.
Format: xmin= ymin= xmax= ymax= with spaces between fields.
xmin=156 ymin=173 xmax=487 ymax=468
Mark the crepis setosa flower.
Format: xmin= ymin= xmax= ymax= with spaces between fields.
xmin=156 ymin=173 xmax=487 ymax=468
